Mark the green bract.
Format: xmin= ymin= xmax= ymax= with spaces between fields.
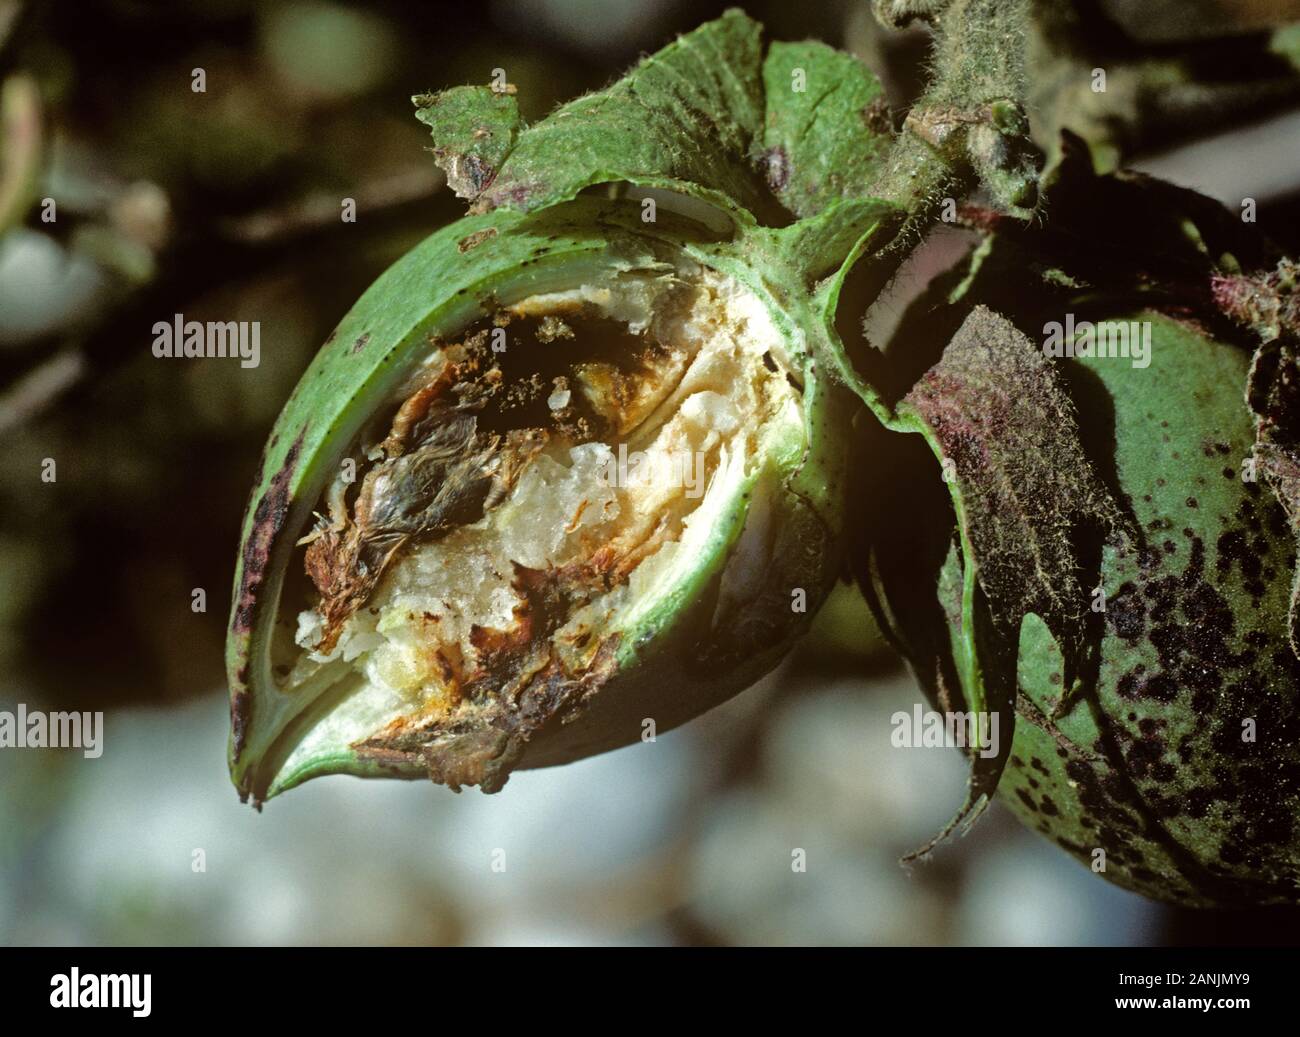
xmin=226 ymin=12 xmax=902 ymax=804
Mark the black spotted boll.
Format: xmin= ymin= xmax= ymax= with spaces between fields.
xmin=866 ymin=286 xmax=1300 ymax=906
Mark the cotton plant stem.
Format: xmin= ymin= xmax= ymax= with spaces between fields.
xmin=871 ymin=0 xmax=1039 ymax=237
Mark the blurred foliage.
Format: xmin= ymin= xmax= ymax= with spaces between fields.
xmin=0 ymin=0 xmax=610 ymax=705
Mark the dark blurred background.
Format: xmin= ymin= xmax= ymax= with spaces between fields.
xmin=2 ymin=0 xmax=1300 ymax=945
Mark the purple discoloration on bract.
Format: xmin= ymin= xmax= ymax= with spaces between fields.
xmin=472 ymin=180 xmax=539 ymax=215
xmin=231 ymin=430 xmax=305 ymax=636
xmin=230 ymin=688 xmax=251 ymax=772
xmin=228 ymin=430 xmax=305 ymax=772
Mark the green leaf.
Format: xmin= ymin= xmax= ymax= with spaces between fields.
xmin=466 ymin=10 xmax=769 ymax=218
xmin=412 ymin=11 xmax=900 ymax=233
xmin=759 ymin=41 xmax=892 ymax=219
xmin=412 ymin=85 xmax=520 ymax=200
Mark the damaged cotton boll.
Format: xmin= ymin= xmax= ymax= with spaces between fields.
xmin=265 ymin=265 xmax=815 ymax=794
xmin=227 ymin=10 xmax=902 ymax=807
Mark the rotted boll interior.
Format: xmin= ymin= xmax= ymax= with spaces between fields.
xmin=277 ymin=267 xmax=802 ymax=738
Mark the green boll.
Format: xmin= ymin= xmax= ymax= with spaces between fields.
xmin=1008 ymin=312 xmax=1300 ymax=906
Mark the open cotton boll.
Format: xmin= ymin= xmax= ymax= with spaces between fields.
xmin=270 ymin=261 xmax=808 ymax=792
